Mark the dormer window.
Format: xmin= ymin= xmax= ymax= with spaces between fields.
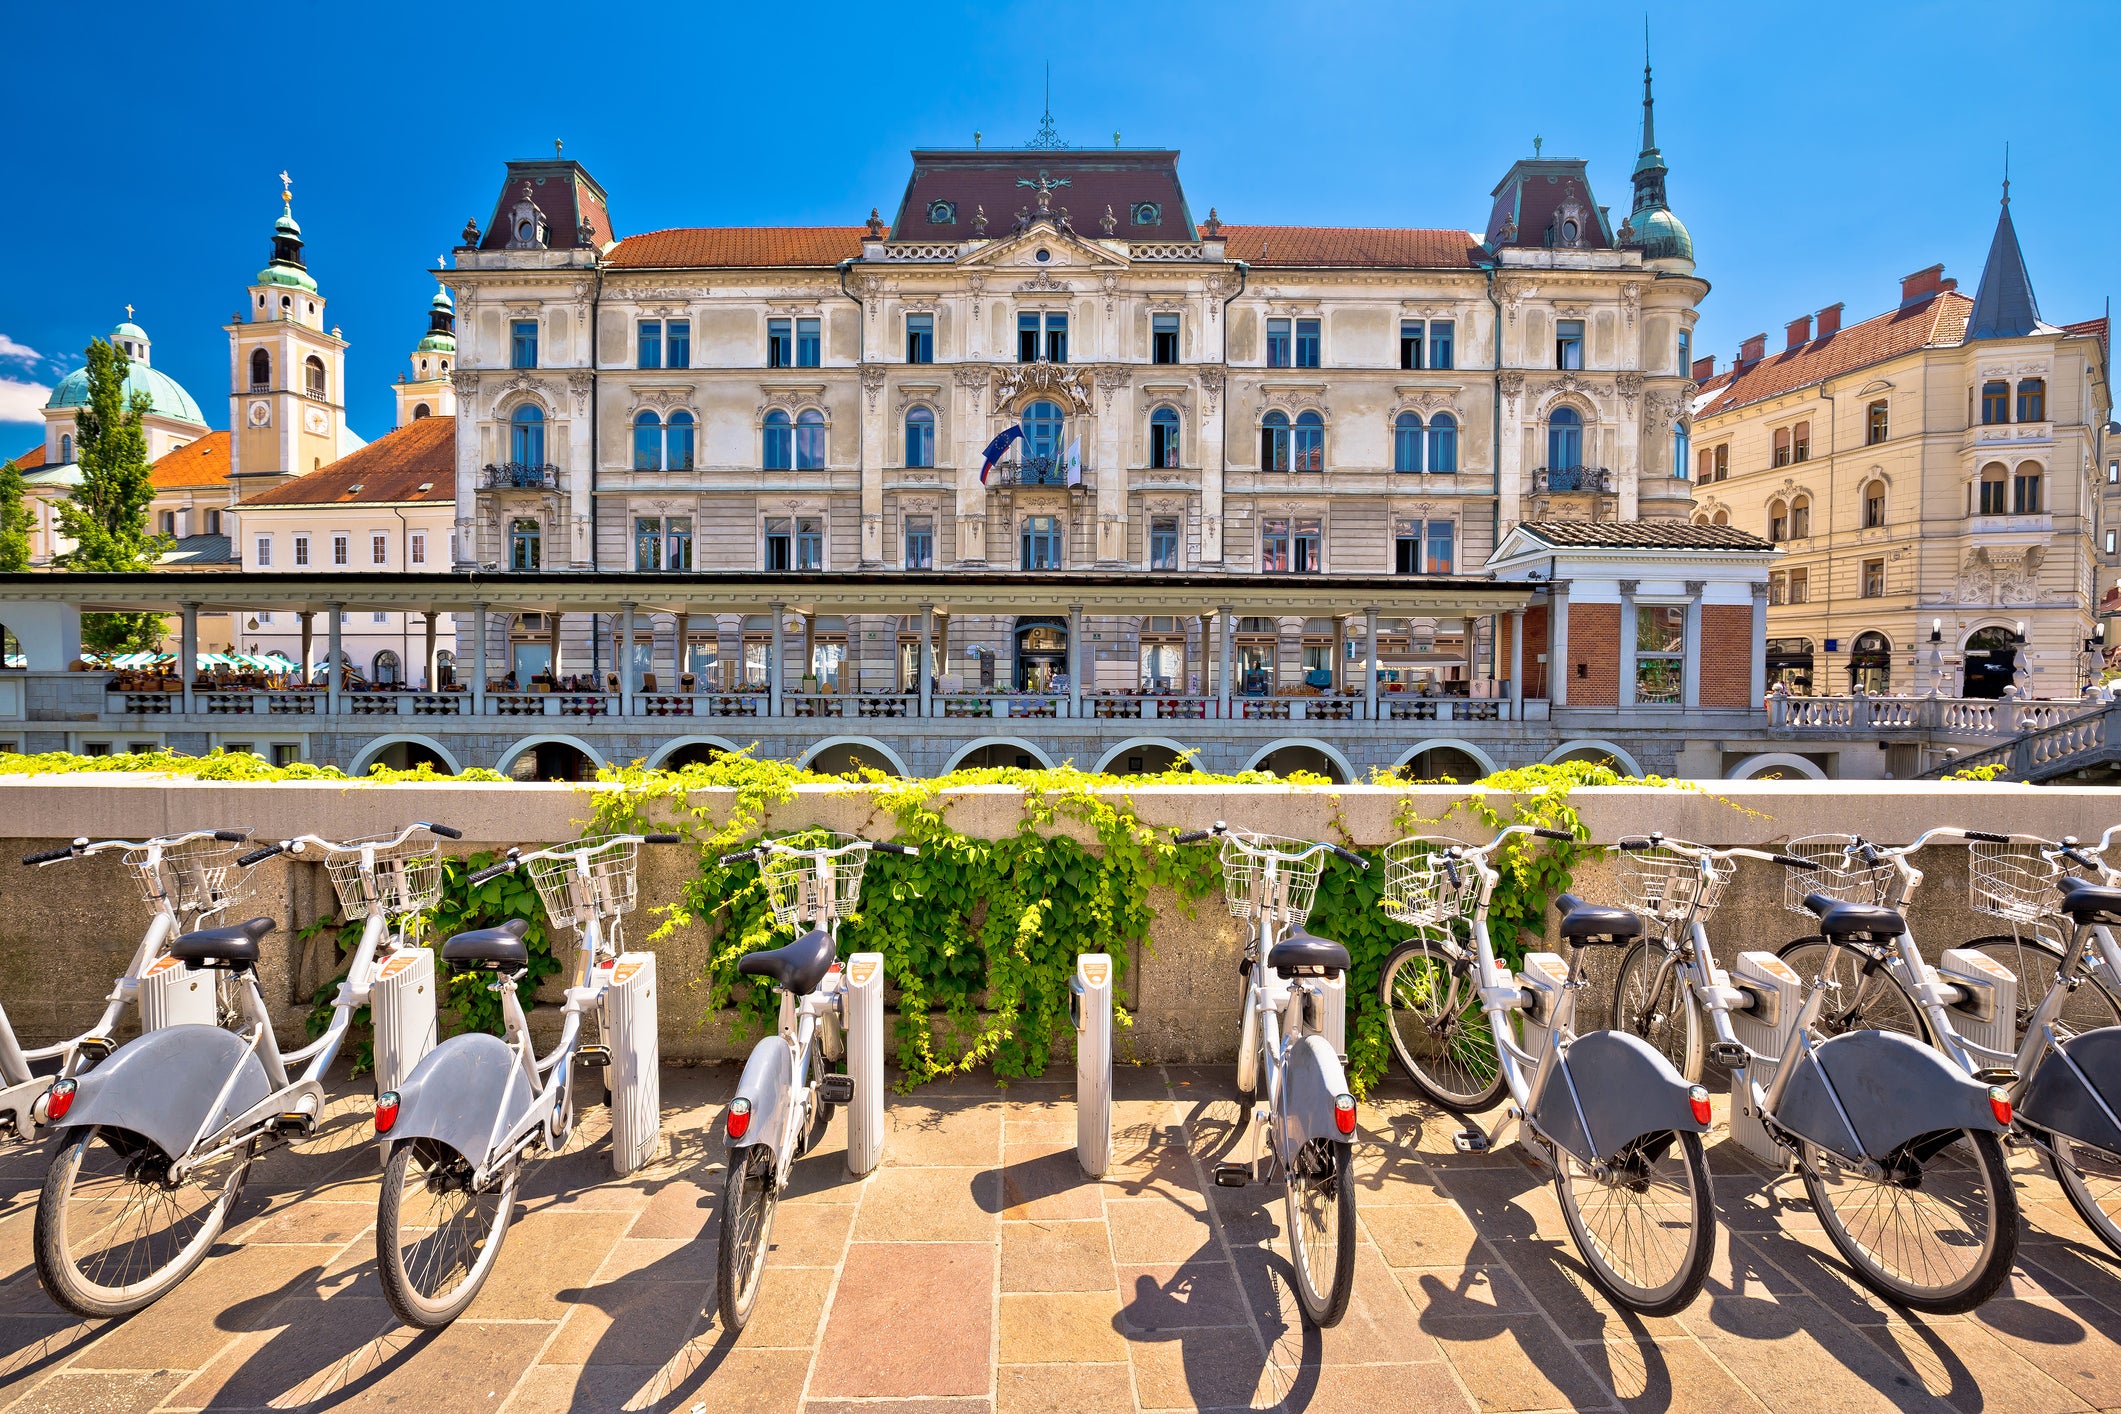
xmin=1131 ymin=202 xmax=1162 ymax=227
xmin=927 ymin=200 xmax=956 ymax=225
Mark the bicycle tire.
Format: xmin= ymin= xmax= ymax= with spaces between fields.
xmin=1611 ymin=940 xmax=1704 ymax=1083
xmin=2051 ymin=1134 xmax=2121 ymax=1258
xmin=375 ymin=1139 xmax=520 ymax=1329
xmin=1800 ymin=1128 xmax=2016 ymax=1314
xmin=1378 ymin=937 xmax=1506 ymax=1112
xmin=717 ymin=1145 xmax=778 ymax=1333
xmin=1962 ymin=934 xmax=2121 ymax=1040
xmin=1235 ymin=962 xmax=1258 ymax=1098
xmin=1554 ymin=1128 xmax=1714 ymax=1316
xmin=1283 ymin=1137 xmax=1355 ymax=1327
xmin=1777 ymin=937 xmax=1930 ymax=1045
xmin=34 ymin=1125 xmax=253 ymax=1319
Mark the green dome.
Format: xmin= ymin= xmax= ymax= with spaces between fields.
xmin=46 ymin=358 xmax=207 ymax=427
xmin=276 ymin=210 xmax=302 ymax=238
xmin=431 ymin=289 xmax=454 ymax=312
xmin=1630 ymin=207 xmax=1694 ymax=264
xmin=112 ymin=320 xmax=147 ymax=341
xmin=415 ymin=330 xmax=457 ymax=353
xmin=257 ymin=260 xmax=319 ymax=293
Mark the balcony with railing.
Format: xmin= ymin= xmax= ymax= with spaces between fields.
xmin=1531 ymin=466 xmax=1614 ymax=494
xmin=988 ymin=454 xmax=1090 ymax=489
xmin=481 ymin=463 xmax=561 ymax=491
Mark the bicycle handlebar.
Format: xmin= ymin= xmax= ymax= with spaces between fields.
xmin=718 ymin=848 xmax=756 ymax=868
xmin=1173 ymin=829 xmax=1215 ymax=845
xmin=20 ymin=844 xmax=78 ymax=865
xmin=25 ymin=825 xmax=258 ymax=867
xmin=236 ymin=843 xmax=285 ymax=867
xmin=872 ymin=841 xmax=919 ymax=857
xmin=717 ymin=836 xmax=917 ymax=869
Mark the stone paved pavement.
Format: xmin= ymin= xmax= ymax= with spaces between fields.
xmin=4 ymin=1064 xmax=2121 ymax=1413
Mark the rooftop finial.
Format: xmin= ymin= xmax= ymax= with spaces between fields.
xmin=2002 ymin=141 xmax=2011 ymax=206
xmin=278 ymin=169 xmax=292 ymax=211
xmin=1641 ymin=18 xmax=1656 ymax=153
xmin=555 ymin=138 xmax=564 ymax=158
xmin=124 ymin=303 xmax=133 ymax=321
xmin=1026 ymin=62 xmax=1067 ymax=149
xmin=1533 ymin=135 xmax=1542 ymax=157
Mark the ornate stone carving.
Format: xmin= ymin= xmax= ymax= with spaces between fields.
xmin=993 ymin=361 xmax=1093 ymax=414
xmin=1615 ymin=372 xmax=1642 ymax=411
xmin=636 ymin=387 xmax=690 ymax=412
xmin=1017 ymin=270 xmax=1072 ymax=293
xmin=1197 ymin=365 xmax=1226 ymax=416
xmin=1094 ymin=364 xmax=1131 ymax=414
xmin=451 ymin=370 xmax=481 ymax=396
xmin=1621 ymin=284 xmax=1642 ymax=326
xmin=860 ymin=364 xmax=886 ymax=412
xmin=1943 ymin=546 xmax=2048 ymax=607
xmin=1498 ymin=372 xmax=1524 ymax=414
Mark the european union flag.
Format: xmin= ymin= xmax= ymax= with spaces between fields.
xmin=979 ymin=425 xmax=1023 ymax=483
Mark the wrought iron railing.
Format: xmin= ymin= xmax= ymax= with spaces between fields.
xmin=1532 ymin=466 xmax=1614 ymax=493
xmin=482 ymin=462 xmax=561 ymax=490
xmin=991 ymin=454 xmax=1086 ymax=487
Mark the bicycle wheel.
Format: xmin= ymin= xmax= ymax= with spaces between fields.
xmin=1379 ymin=937 xmax=1505 ymax=1111
xmin=1964 ymin=935 xmax=2121 ymax=1040
xmin=1612 ymin=940 xmax=1704 ymax=1082
xmin=1554 ymin=1129 xmax=1714 ymax=1315
xmin=1283 ymin=1137 xmax=1355 ymax=1327
xmin=1800 ymin=1129 xmax=2016 ymax=1314
xmin=717 ymin=1145 xmax=778 ymax=1333
xmin=1235 ymin=963 xmax=1258 ymax=1098
xmin=2052 ymin=1135 xmax=2121 ymax=1257
xmin=376 ymin=1139 xmax=520 ymax=1328
xmin=34 ymin=1125 xmax=253 ymax=1318
xmin=1778 ymin=938 xmax=1929 ymax=1044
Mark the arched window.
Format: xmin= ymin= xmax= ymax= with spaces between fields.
xmin=904 ymin=406 xmax=934 ymax=468
xmin=763 ymin=410 xmax=792 ymax=469
xmin=1981 ymin=380 xmax=2009 ymax=424
xmin=509 ymin=404 xmax=544 ymax=466
xmin=632 ymin=410 xmax=663 ymax=470
xmin=303 ymin=355 xmax=326 ymax=398
xmin=412 ymin=403 xmax=430 ymax=420
xmin=1292 ymin=411 xmax=1324 ymax=472
xmin=2013 ymin=461 xmax=2043 ymax=515
xmin=249 ymin=348 xmax=270 ymax=389
xmin=59 ymin=433 xmax=71 ymax=462
xmin=1429 ymin=413 xmax=1458 ymax=472
xmin=1863 ymin=480 xmax=1886 ymax=529
xmin=1547 ymin=405 xmax=1582 ymax=469
xmin=795 ymin=408 xmax=826 ymax=469
xmin=1260 ymin=410 xmax=1290 ymax=472
xmin=2017 ymin=378 xmax=2046 ymax=422
xmin=1023 ymin=400 xmax=1063 ymax=459
xmin=372 ymin=649 xmax=401 ymax=686
xmin=1393 ymin=413 xmax=1422 ymax=472
xmin=667 ymin=411 xmax=694 ymax=471
xmin=1977 ymin=461 xmax=2008 ymax=515
xmin=1789 ymin=494 xmax=1811 ymax=538
xmin=1767 ymin=499 xmax=1788 ymax=542
xmin=1149 ymin=406 xmax=1180 ymax=469
xmin=1848 ymin=631 xmax=1891 ymax=694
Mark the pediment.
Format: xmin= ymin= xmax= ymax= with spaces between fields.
xmin=957 ymin=223 xmax=1130 ymax=272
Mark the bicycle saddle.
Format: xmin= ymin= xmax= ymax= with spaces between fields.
xmin=1800 ymin=893 xmax=1906 ymax=939
xmin=442 ymin=917 xmax=531 ymax=970
xmin=1267 ymin=928 xmax=1351 ymax=978
xmin=169 ymin=916 xmax=276 ymax=970
xmin=738 ymin=927 xmax=837 ymax=996
xmin=2056 ymin=875 xmax=2121 ymax=925
xmin=1553 ymin=893 xmax=1642 ymax=944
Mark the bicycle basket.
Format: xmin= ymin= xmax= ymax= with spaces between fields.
xmin=1782 ymin=835 xmax=1893 ymax=914
xmin=527 ymin=835 xmax=641 ymax=932
xmin=760 ymin=833 xmax=870 ymax=927
xmin=1969 ymin=839 xmax=2059 ymax=925
xmin=1219 ymin=830 xmax=1326 ymax=927
xmin=1380 ymin=837 xmax=1477 ymax=929
xmin=126 ymin=834 xmax=255 ymax=919
xmin=323 ymin=835 xmax=445 ymax=921
xmin=1614 ymin=842 xmax=1732 ymax=926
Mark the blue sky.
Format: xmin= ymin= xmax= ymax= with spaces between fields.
xmin=2 ymin=0 xmax=2113 ymax=449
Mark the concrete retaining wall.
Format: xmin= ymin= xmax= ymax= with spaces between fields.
xmin=3 ymin=777 xmax=2113 ymax=1066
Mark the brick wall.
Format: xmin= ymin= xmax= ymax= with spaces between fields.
xmin=1570 ymin=603 xmax=1621 ymax=706
xmin=1520 ymin=604 xmax=1549 ymax=699
xmin=1701 ymin=604 xmax=1754 ymax=707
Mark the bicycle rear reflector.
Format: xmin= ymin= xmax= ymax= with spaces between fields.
xmin=44 ymin=1078 xmax=76 ymax=1122
xmin=727 ymin=1097 xmax=752 ymax=1139
xmin=1988 ymin=1087 xmax=2013 ymax=1127
xmin=374 ymin=1091 xmax=399 ymax=1134
xmin=1334 ymin=1093 xmax=1357 ymax=1135
xmin=1690 ymin=1085 xmax=1713 ymax=1126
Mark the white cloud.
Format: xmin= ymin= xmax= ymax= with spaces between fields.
xmin=0 ymin=378 xmax=53 ymax=425
xmin=0 ymin=334 xmax=42 ymax=366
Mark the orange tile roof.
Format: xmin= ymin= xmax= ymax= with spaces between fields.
xmin=1695 ymin=293 xmax=1973 ymax=417
xmin=6 ymin=444 xmax=46 ymax=473
xmin=1218 ymin=225 xmax=1486 ymax=269
xmin=240 ymin=417 xmax=455 ymax=508
xmin=150 ymin=430 xmax=231 ymax=490
xmin=606 ymin=227 xmax=867 ymax=269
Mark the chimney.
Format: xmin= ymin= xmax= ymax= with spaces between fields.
xmin=1690 ymin=354 xmax=1716 ymax=383
xmin=1899 ymin=263 xmax=1946 ymax=308
xmin=1784 ymin=314 xmax=1813 ymax=350
xmin=1816 ymin=302 xmax=1844 ymax=338
xmin=1737 ymin=332 xmax=1767 ymax=369
xmin=1939 ymin=276 xmax=1958 ymax=294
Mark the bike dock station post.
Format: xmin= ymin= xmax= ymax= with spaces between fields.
xmin=604 ymin=952 xmax=661 ymax=1174
xmin=1072 ymin=953 xmax=1113 ymax=1178
xmin=844 ymin=952 xmax=885 ymax=1175
xmin=370 ymin=947 xmax=438 ymax=1094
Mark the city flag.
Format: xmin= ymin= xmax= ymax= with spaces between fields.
xmin=1064 ymin=437 xmax=1083 ymax=486
xmin=979 ymin=425 xmax=1023 ymax=483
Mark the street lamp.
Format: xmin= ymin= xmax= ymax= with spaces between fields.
xmin=2010 ymin=621 xmax=2031 ymax=696
xmin=1926 ymin=617 xmax=1946 ymax=696
xmin=2084 ymin=621 xmax=2108 ymax=696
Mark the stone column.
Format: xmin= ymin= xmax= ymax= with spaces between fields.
xmin=1751 ymin=581 xmax=1770 ymax=708
xmin=1199 ymin=367 xmax=1226 ymax=565
xmin=180 ymin=603 xmax=198 ymax=715
xmin=423 ymin=612 xmax=439 ymax=690
xmin=566 ymin=383 xmax=594 ymax=568
xmin=1364 ymin=605 xmax=1380 ymax=720
xmin=298 ymin=611 xmax=313 ymax=689
xmin=1095 ymin=368 xmax=1127 ymax=564
xmin=1218 ymin=605 xmax=1234 ymax=719
xmin=619 ymin=602 xmax=637 ymax=714
xmin=1550 ymin=583 xmax=1571 ymax=708
xmin=920 ymin=604 xmax=935 ymax=718
xmin=548 ymin=612 xmax=564 ymax=678
xmin=1508 ymin=610 xmax=1524 ymax=719
xmin=1682 ymin=580 xmax=1705 ymax=709
xmin=326 ymin=604 xmax=343 ymax=717
xmin=1618 ymin=579 xmax=1639 ymax=706
xmin=770 ymin=602 xmax=786 ymax=717
xmin=471 ymin=604 xmax=488 ymax=714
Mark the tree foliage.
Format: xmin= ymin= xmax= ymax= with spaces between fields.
xmin=56 ymin=340 xmax=168 ymax=653
xmin=0 ymin=460 xmax=32 ymax=573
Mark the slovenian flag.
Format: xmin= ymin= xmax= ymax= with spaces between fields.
xmin=979 ymin=425 xmax=1023 ymax=483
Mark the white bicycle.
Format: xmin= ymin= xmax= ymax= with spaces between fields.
xmin=34 ymin=820 xmax=460 ymax=1318
xmin=371 ymin=830 xmax=680 ymax=1328
xmin=4 ymin=828 xmax=255 ymax=1143
xmin=1178 ymin=822 xmax=1364 ymax=1329
xmin=715 ymin=831 xmax=910 ymax=1332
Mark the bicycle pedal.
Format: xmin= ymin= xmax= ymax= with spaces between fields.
xmin=1708 ymin=1040 xmax=1748 ymax=1068
xmin=269 ymin=1112 xmax=316 ymax=1138
xmin=1453 ymin=1129 xmax=1490 ymax=1154
xmin=819 ymin=1073 xmax=855 ymax=1105
xmin=1212 ymin=1162 xmax=1250 ymax=1188
xmin=576 ymin=1045 xmax=612 ymax=1070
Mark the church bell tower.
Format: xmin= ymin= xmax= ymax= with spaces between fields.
xmin=394 ymin=287 xmax=458 ymax=427
xmin=226 ymin=174 xmax=350 ymax=493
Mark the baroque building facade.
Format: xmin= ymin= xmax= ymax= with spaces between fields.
xmin=444 ymin=86 xmax=1703 ymax=700
xmin=1689 ymin=188 xmax=2111 ymax=699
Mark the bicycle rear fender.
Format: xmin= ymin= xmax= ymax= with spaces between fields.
xmin=1777 ymin=1029 xmax=2005 ymax=1164
xmin=2019 ymin=1024 xmax=2121 ymax=1157
xmin=1531 ymin=1029 xmax=1706 ymax=1167
xmin=1274 ymin=1032 xmax=1350 ymax=1156
xmin=58 ymin=1025 xmax=271 ymax=1162
xmin=732 ymin=1033 xmax=793 ymax=1167
xmin=387 ymin=1033 xmax=535 ymax=1165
